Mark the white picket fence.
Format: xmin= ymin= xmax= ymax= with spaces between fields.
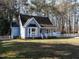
xmin=53 ymin=33 xmax=79 ymax=38
xmin=52 ymin=32 xmax=79 ymax=38
xmin=61 ymin=34 xmax=79 ymax=37
xmin=0 ymin=36 xmax=11 ymax=40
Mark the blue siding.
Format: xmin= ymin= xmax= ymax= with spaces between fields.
xmin=11 ymin=27 xmax=20 ymax=37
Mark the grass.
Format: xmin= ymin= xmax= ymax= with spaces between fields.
xmin=0 ymin=38 xmax=79 ymax=59
xmin=3 ymin=38 xmax=79 ymax=45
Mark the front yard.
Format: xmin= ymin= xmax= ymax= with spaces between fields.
xmin=0 ymin=38 xmax=79 ymax=59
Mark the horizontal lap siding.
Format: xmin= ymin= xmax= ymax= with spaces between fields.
xmin=11 ymin=27 xmax=20 ymax=36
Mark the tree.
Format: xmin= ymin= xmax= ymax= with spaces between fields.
xmin=54 ymin=0 xmax=78 ymax=33
xmin=0 ymin=17 xmax=10 ymax=35
xmin=0 ymin=0 xmax=13 ymax=35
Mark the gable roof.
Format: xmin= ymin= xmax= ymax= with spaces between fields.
xmin=20 ymin=14 xmax=53 ymax=27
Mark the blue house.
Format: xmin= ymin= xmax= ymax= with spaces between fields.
xmin=11 ymin=14 xmax=54 ymax=39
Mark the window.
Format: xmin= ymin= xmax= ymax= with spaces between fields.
xmin=29 ymin=29 xmax=30 ymax=36
xmin=47 ymin=29 xmax=49 ymax=33
xmin=32 ymin=28 xmax=35 ymax=32
xmin=31 ymin=28 xmax=36 ymax=37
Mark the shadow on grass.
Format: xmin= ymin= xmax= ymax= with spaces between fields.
xmin=48 ymin=36 xmax=73 ymax=39
xmin=26 ymin=36 xmax=74 ymax=39
xmin=0 ymin=41 xmax=79 ymax=59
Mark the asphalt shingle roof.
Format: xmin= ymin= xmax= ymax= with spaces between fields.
xmin=20 ymin=14 xmax=53 ymax=27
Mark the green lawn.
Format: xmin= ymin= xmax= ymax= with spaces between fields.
xmin=0 ymin=38 xmax=79 ymax=59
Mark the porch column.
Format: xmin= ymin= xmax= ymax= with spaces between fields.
xmin=21 ymin=27 xmax=25 ymax=39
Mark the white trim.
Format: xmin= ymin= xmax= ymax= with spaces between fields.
xmin=24 ymin=17 xmax=41 ymax=28
xmin=41 ymin=27 xmax=53 ymax=29
xmin=18 ymin=15 xmax=25 ymax=39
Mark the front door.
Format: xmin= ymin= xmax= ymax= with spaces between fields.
xmin=27 ymin=27 xmax=38 ymax=37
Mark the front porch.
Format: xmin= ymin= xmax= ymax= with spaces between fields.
xmin=25 ymin=27 xmax=55 ymax=39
